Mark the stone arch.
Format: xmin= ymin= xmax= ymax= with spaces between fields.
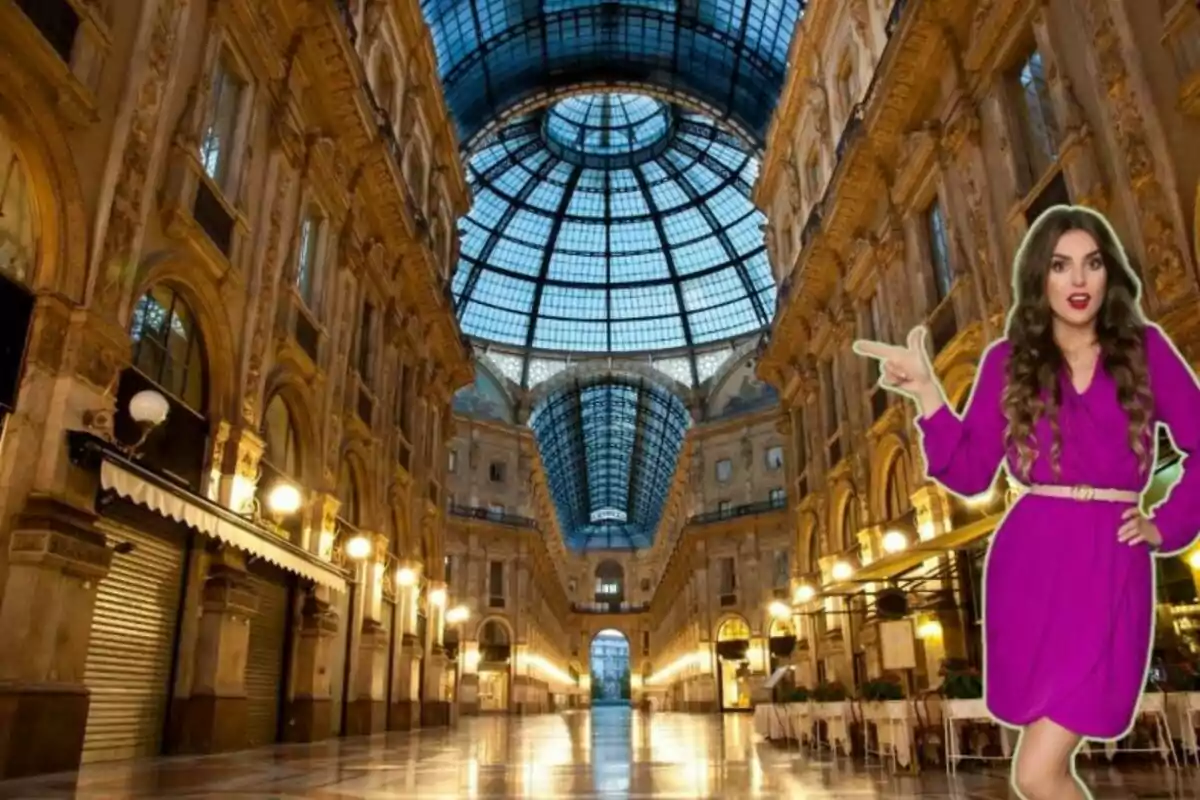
xmin=526 ymin=361 xmax=689 ymax=410
xmin=476 ymin=615 xmax=514 ymax=643
xmin=0 ymin=53 xmax=89 ymax=301
xmin=797 ymin=509 xmax=820 ymax=574
xmin=336 ymin=445 xmax=371 ymax=528
xmin=714 ymin=613 xmax=751 ymax=641
xmin=870 ymin=432 xmax=912 ymax=522
xmin=127 ymin=256 xmax=238 ymax=423
xmin=827 ymin=478 xmax=859 ymax=553
xmin=261 ymin=368 xmax=321 ymax=489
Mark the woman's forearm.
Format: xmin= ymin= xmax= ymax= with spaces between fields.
xmin=913 ymin=382 xmax=946 ymax=419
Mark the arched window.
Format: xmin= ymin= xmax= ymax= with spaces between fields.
xmin=0 ymin=127 xmax=36 ymax=285
xmin=130 ymin=285 xmax=206 ymax=412
xmin=119 ymin=285 xmax=209 ymax=488
xmin=717 ymin=617 xmax=750 ymax=642
xmin=262 ymin=394 xmax=300 ymax=479
xmin=884 ymin=454 xmax=912 ymax=520
xmin=337 ymin=459 xmax=360 ymax=528
xmin=839 ymin=494 xmax=860 ymax=551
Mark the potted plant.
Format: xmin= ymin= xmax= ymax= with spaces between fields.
xmin=861 ymin=674 xmax=905 ymax=702
xmin=788 ymin=686 xmax=810 ymax=703
xmin=812 ymin=681 xmax=848 ymax=702
xmin=939 ymin=659 xmax=988 ymax=721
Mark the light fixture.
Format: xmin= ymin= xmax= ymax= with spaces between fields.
xmin=768 ymin=600 xmax=790 ymax=619
xmin=395 ymin=566 xmax=417 ymax=586
xmin=881 ymin=530 xmax=907 ymax=554
xmin=129 ymin=389 xmax=170 ymax=426
xmin=831 ymin=560 xmax=854 ymax=582
xmin=917 ymin=619 xmax=943 ymax=640
xmin=266 ymin=483 xmax=302 ymax=516
xmin=429 ymin=587 xmax=447 ymax=606
xmin=345 ymin=535 xmax=372 ymax=560
xmin=446 ymin=605 xmax=470 ymax=624
xmin=1188 ymin=550 xmax=1200 ymax=570
xmin=793 ymin=583 xmax=815 ymax=603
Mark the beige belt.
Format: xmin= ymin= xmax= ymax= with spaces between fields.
xmin=1025 ymin=484 xmax=1140 ymax=503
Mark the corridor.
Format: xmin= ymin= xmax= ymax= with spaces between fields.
xmin=0 ymin=708 xmax=1195 ymax=799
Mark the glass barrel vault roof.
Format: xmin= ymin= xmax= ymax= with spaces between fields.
xmin=451 ymin=93 xmax=775 ymax=373
xmin=529 ymin=378 xmax=691 ymax=550
xmin=418 ymin=0 xmax=807 ymax=146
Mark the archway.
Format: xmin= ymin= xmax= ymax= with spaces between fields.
xmin=589 ymin=629 xmax=630 ymax=706
xmin=478 ymin=619 xmax=512 ymax=712
xmin=715 ymin=616 xmax=751 ymax=711
xmin=0 ymin=123 xmax=36 ymax=425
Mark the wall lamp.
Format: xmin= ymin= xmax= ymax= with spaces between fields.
xmin=83 ymin=388 xmax=170 ymax=458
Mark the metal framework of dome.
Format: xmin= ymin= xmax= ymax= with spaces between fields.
xmin=451 ymin=93 xmax=775 ymax=385
xmin=419 ymin=0 xmax=807 ymax=146
xmin=529 ymin=378 xmax=690 ymax=551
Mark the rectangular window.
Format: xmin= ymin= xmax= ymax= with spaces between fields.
xmin=769 ymin=487 xmax=787 ymax=507
xmin=357 ymin=300 xmax=374 ymax=380
xmin=715 ymin=458 xmax=733 ymax=483
xmin=448 ymin=449 xmax=457 ymax=473
xmin=1014 ymin=49 xmax=1060 ymax=184
xmin=774 ymin=550 xmax=790 ymax=588
xmin=396 ymin=363 xmax=411 ymax=431
xmin=488 ymin=560 xmax=504 ymax=602
xmin=199 ymin=54 xmax=245 ymax=186
xmin=926 ymin=201 xmax=953 ymax=302
xmin=765 ymin=446 xmax=785 ymax=470
xmin=718 ymin=500 xmax=732 ymax=516
xmin=489 ymin=462 xmax=506 ymax=483
xmin=296 ymin=213 xmax=319 ymax=307
xmin=444 ymin=554 xmax=453 ymax=584
xmin=718 ymin=557 xmax=737 ymax=595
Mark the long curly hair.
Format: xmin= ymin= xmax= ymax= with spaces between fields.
xmin=1002 ymin=205 xmax=1152 ymax=480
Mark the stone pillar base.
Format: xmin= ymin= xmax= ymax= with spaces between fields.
xmin=343 ymin=698 xmax=386 ymax=736
xmin=389 ymin=699 xmax=421 ymax=730
xmin=421 ymin=700 xmax=451 ymax=727
xmin=0 ymin=684 xmax=89 ymax=779
xmin=166 ymin=694 xmax=247 ymax=754
xmin=283 ymin=697 xmax=331 ymax=743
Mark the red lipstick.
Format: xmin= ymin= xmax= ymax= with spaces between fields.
xmin=1067 ymin=293 xmax=1090 ymax=310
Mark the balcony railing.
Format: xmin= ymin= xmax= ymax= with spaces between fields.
xmin=573 ymin=601 xmax=650 ymax=614
xmin=448 ymin=504 xmax=537 ymax=529
xmin=689 ymin=497 xmax=788 ymax=526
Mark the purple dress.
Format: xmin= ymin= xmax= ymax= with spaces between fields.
xmin=916 ymin=324 xmax=1200 ymax=739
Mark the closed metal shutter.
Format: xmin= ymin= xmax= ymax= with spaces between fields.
xmin=244 ymin=574 xmax=289 ymax=748
xmin=81 ymin=520 xmax=186 ymax=763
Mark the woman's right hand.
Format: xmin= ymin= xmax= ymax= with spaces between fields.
xmin=852 ymin=326 xmax=936 ymax=400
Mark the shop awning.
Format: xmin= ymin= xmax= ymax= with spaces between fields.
xmin=99 ymin=458 xmax=347 ymax=592
xmin=825 ymin=513 xmax=1003 ymax=593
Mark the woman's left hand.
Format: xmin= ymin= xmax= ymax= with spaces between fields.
xmin=1118 ymin=507 xmax=1163 ymax=548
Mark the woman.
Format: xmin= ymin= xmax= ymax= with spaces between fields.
xmin=854 ymin=205 xmax=1200 ymax=800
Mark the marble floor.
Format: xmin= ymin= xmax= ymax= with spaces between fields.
xmin=0 ymin=707 xmax=1197 ymax=799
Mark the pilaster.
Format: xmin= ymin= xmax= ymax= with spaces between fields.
xmin=0 ymin=497 xmax=111 ymax=779
xmin=345 ymin=534 xmax=389 ymax=735
xmin=284 ymin=588 xmax=339 ymax=742
xmin=166 ymin=549 xmax=255 ymax=754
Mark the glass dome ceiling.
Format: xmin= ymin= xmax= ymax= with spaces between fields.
xmin=451 ymin=92 xmax=775 ymax=384
xmin=529 ymin=378 xmax=691 ymax=551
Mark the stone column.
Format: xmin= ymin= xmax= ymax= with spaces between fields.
xmin=284 ymin=587 xmax=339 ymax=742
xmin=388 ymin=561 xmax=422 ymax=730
xmin=421 ymin=580 xmax=450 ymax=726
xmin=167 ymin=549 xmax=255 ymax=754
xmin=0 ymin=498 xmax=111 ymax=778
xmin=345 ymin=534 xmax=388 ymax=735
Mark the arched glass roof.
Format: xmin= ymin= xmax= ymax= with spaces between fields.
xmin=529 ymin=378 xmax=690 ymax=550
xmin=418 ymin=0 xmax=807 ymax=146
xmin=451 ymin=93 xmax=775 ymax=382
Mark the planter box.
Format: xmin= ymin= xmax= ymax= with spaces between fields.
xmin=862 ymin=700 xmax=911 ymax=721
xmin=944 ymin=697 xmax=991 ymax=721
xmin=813 ymin=700 xmax=853 ymax=720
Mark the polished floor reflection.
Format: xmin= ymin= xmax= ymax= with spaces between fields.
xmin=1 ymin=707 xmax=1197 ymax=798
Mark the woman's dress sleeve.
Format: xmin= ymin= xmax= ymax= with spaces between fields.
xmin=1145 ymin=324 xmax=1200 ymax=555
xmin=915 ymin=340 xmax=1011 ymax=497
